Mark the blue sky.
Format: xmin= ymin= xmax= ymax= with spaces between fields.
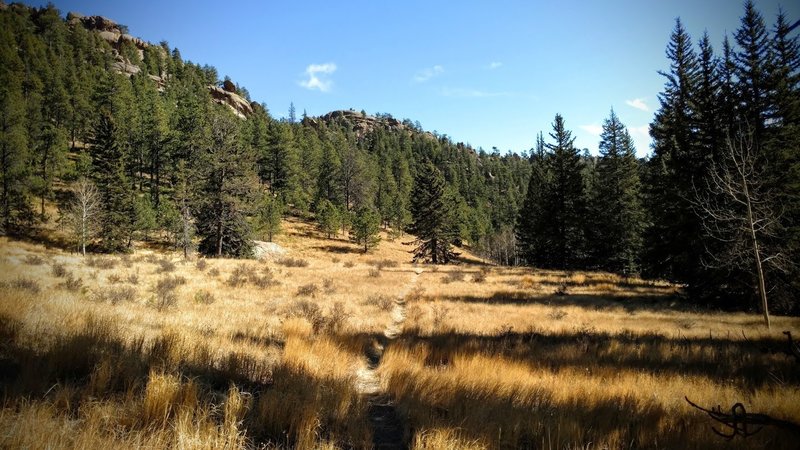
xmin=25 ymin=1 xmax=800 ymax=156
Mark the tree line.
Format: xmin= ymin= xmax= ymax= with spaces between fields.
xmin=0 ymin=2 xmax=797 ymax=314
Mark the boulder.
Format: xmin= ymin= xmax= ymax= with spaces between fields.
xmin=252 ymin=241 xmax=287 ymax=260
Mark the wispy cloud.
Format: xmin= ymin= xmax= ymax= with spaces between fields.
xmin=488 ymin=61 xmax=503 ymax=69
xmin=580 ymin=124 xmax=603 ymax=136
xmin=625 ymin=98 xmax=649 ymax=111
xmin=440 ymin=87 xmax=510 ymax=98
xmin=413 ymin=65 xmax=444 ymax=83
xmin=299 ymin=62 xmax=336 ymax=92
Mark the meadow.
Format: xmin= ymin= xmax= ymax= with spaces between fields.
xmin=0 ymin=218 xmax=798 ymax=449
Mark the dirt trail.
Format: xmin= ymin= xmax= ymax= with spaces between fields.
xmin=354 ymin=268 xmax=421 ymax=449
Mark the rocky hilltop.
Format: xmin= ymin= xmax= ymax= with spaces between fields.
xmin=66 ymin=11 xmax=254 ymax=119
xmin=305 ymin=109 xmax=439 ymax=141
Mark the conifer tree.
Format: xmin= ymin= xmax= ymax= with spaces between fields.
xmin=540 ymin=114 xmax=586 ymax=269
xmin=592 ymin=109 xmax=644 ymax=274
xmin=316 ymin=198 xmax=342 ymax=239
xmin=516 ymin=133 xmax=548 ymax=265
xmin=409 ymin=160 xmax=459 ymax=263
xmin=90 ymin=112 xmax=136 ymax=252
xmin=0 ymin=23 xmax=33 ymax=234
xmin=195 ymin=107 xmax=257 ymax=257
xmin=256 ymin=193 xmax=283 ymax=242
xmin=351 ymin=206 xmax=381 ymax=253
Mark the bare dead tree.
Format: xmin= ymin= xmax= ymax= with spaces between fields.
xmin=691 ymin=129 xmax=788 ymax=329
xmin=62 ymin=178 xmax=101 ymax=256
xmin=685 ymin=397 xmax=800 ymax=438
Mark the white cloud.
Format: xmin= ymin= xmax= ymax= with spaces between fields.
xmin=299 ymin=62 xmax=337 ymax=92
xmin=628 ymin=125 xmax=649 ymax=138
xmin=580 ymin=124 xmax=603 ymax=136
xmin=488 ymin=61 xmax=503 ymax=69
xmin=413 ymin=65 xmax=444 ymax=83
xmin=440 ymin=87 xmax=510 ymax=98
xmin=625 ymin=98 xmax=649 ymax=111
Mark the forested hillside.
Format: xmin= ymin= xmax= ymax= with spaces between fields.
xmin=0 ymin=1 xmax=798 ymax=314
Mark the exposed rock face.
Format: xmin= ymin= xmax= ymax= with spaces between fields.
xmin=67 ymin=11 xmax=257 ymax=119
xmin=311 ymin=110 xmax=409 ymax=138
xmin=252 ymin=241 xmax=287 ymax=260
xmin=209 ymin=86 xmax=253 ymax=119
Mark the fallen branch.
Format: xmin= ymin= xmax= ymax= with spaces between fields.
xmin=685 ymin=397 xmax=800 ymax=439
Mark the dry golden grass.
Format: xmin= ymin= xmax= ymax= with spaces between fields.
xmin=1 ymin=218 xmax=799 ymax=449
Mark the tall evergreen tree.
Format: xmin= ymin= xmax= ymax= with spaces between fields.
xmin=351 ymin=206 xmax=381 ymax=253
xmin=592 ymin=109 xmax=644 ymax=274
xmin=195 ymin=107 xmax=257 ymax=257
xmin=409 ymin=159 xmax=459 ymax=263
xmin=540 ymin=114 xmax=586 ymax=269
xmin=516 ymin=132 xmax=548 ymax=264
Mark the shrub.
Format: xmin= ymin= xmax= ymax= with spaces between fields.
xmin=195 ymin=259 xmax=208 ymax=271
xmin=326 ymin=301 xmax=350 ymax=333
xmin=368 ymin=268 xmax=381 ymax=278
xmin=126 ymin=272 xmax=139 ymax=285
xmin=227 ymin=264 xmax=255 ymax=288
xmin=194 ymin=290 xmax=216 ymax=305
xmin=288 ymin=299 xmax=324 ymax=330
xmin=343 ymin=261 xmax=355 ymax=268
xmin=405 ymin=286 xmax=425 ymax=302
xmin=296 ymin=283 xmax=319 ymax=297
xmin=322 ymin=278 xmax=335 ymax=294
xmin=93 ymin=286 xmax=137 ymax=304
xmin=371 ymin=259 xmax=399 ymax=270
xmin=252 ymin=268 xmax=277 ymax=288
xmin=278 ymin=257 xmax=309 ymax=268
xmin=554 ymin=283 xmax=568 ymax=296
xmin=443 ymin=271 xmax=465 ymax=284
xmin=364 ymin=294 xmax=394 ymax=311
xmin=152 ymin=276 xmax=186 ymax=311
xmin=61 ymin=273 xmax=83 ymax=292
xmin=472 ymin=267 xmax=490 ymax=283
xmin=51 ymin=262 xmax=67 ymax=278
xmin=10 ymin=277 xmax=41 ymax=294
xmin=24 ymin=254 xmax=45 ymax=265
xmin=107 ymin=274 xmax=122 ymax=284
xmin=155 ymin=258 xmax=176 ymax=274
xmin=208 ymin=267 xmax=220 ymax=277
xmin=431 ymin=303 xmax=450 ymax=329
xmin=547 ymin=309 xmax=568 ymax=320
xmin=86 ymin=256 xmax=117 ymax=270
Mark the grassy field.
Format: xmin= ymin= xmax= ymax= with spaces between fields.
xmin=1 ymin=218 xmax=799 ymax=449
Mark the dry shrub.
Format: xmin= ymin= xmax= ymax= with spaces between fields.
xmin=343 ymin=260 xmax=355 ymax=268
xmin=9 ymin=277 xmax=41 ymax=294
xmin=208 ymin=267 xmax=220 ymax=277
xmin=443 ymin=271 xmax=465 ymax=284
xmin=371 ymin=259 xmax=399 ymax=270
xmin=326 ymin=301 xmax=350 ymax=334
xmin=548 ymin=309 xmax=568 ymax=320
xmin=368 ymin=268 xmax=381 ymax=278
xmin=331 ymin=257 xmax=340 ymax=264
xmin=86 ymin=256 xmax=117 ymax=270
xmin=107 ymin=273 xmax=122 ymax=284
xmin=472 ymin=267 xmax=490 ymax=283
xmin=406 ymin=286 xmax=425 ymax=302
xmin=92 ymin=286 xmax=137 ymax=304
xmin=278 ymin=257 xmax=309 ymax=268
xmin=155 ymin=258 xmax=176 ymax=273
xmin=195 ymin=258 xmax=208 ymax=271
xmin=51 ymin=262 xmax=67 ymax=277
xmin=60 ymin=273 xmax=83 ymax=292
xmin=227 ymin=264 xmax=255 ymax=288
xmin=126 ymin=272 xmax=139 ymax=285
xmin=23 ymin=254 xmax=45 ymax=265
xmin=151 ymin=276 xmax=186 ymax=311
xmin=430 ymin=302 xmax=449 ymax=330
xmin=554 ymin=283 xmax=568 ymax=296
xmin=287 ymin=299 xmax=324 ymax=332
xmin=364 ymin=294 xmax=394 ymax=311
xmin=296 ymin=283 xmax=319 ymax=297
xmin=194 ymin=290 xmax=216 ymax=305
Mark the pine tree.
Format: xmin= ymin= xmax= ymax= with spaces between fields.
xmin=644 ymin=18 xmax=704 ymax=283
xmin=516 ymin=133 xmax=548 ymax=264
xmin=539 ymin=114 xmax=586 ymax=269
xmin=256 ymin=193 xmax=283 ymax=242
xmin=90 ymin=112 xmax=136 ymax=252
xmin=592 ymin=109 xmax=644 ymax=274
xmin=0 ymin=23 xmax=33 ymax=234
xmin=409 ymin=160 xmax=459 ymax=263
xmin=351 ymin=206 xmax=381 ymax=253
xmin=316 ymin=198 xmax=342 ymax=239
xmin=734 ymin=0 xmax=773 ymax=142
xmin=195 ymin=107 xmax=257 ymax=257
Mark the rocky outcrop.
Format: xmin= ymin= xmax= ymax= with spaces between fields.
xmin=67 ymin=11 xmax=257 ymax=119
xmin=312 ymin=110 xmax=409 ymax=138
xmin=209 ymin=86 xmax=253 ymax=119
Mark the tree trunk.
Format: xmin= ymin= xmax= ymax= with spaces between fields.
xmin=742 ymin=170 xmax=770 ymax=329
